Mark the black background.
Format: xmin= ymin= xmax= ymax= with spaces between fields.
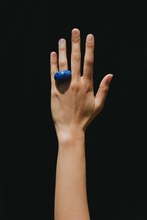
xmin=1 ymin=1 xmax=147 ymax=219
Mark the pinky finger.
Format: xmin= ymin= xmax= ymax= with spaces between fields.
xmin=50 ymin=52 xmax=58 ymax=89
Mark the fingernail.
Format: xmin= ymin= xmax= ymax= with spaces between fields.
xmin=59 ymin=39 xmax=65 ymax=45
xmin=107 ymin=74 xmax=113 ymax=84
xmin=87 ymin=34 xmax=93 ymax=42
xmin=72 ymin=29 xmax=79 ymax=36
xmin=51 ymin=52 xmax=56 ymax=58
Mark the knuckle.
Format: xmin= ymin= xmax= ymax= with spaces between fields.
xmin=51 ymin=89 xmax=58 ymax=97
xmin=84 ymin=57 xmax=94 ymax=66
xmin=59 ymin=60 xmax=67 ymax=67
xmin=72 ymin=37 xmax=80 ymax=43
xmin=51 ymin=59 xmax=57 ymax=65
xmin=72 ymin=53 xmax=81 ymax=63
xmin=51 ymin=70 xmax=55 ymax=75
xmin=70 ymin=82 xmax=80 ymax=93
xmin=87 ymin=42 xmax=94 ymax=49
xmin=59 ymin=46 xmax=65 ymax=51
xmin=99 ymin=85 xmax=109 ymax=95
xmin=83 ymin=80 xmax=93 ymax=93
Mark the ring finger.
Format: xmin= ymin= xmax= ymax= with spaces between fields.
xmin=58 ymin=38 xmax=68 ymax=71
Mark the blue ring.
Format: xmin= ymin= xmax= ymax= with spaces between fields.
xmin=54 ymin=70 xmax=71 ymax=82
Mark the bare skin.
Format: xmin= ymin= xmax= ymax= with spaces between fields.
xmin=50 ymin=28 xmax=113 ymax=141
xmin=50 ymin=28 xmax=113 ymax=220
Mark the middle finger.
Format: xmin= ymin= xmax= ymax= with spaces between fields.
xmin=71 ymin=28 xmax=81 ymax=81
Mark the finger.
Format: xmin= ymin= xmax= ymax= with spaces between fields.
xmin=71 ymin=28 xmax=81 ymax=81
xmin=83 ymin=34 xmax=95 ymax=82
xmin=94 ymin=74 xmax=113 ymax=113
xmin=50 ymin=51 xmax=58 ymax=90
xmin=58 ymin=38 xmax=68 ymax=71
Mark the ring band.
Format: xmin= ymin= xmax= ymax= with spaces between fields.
xmin=54 ymin=70 xmax=71 ymax=82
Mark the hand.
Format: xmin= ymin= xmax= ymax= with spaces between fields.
xmin=50 ymin=28 xmax=113 ymax=140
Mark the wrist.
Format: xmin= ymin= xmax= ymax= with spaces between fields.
xmin=56 ymin=127 xmax=85 ymax=146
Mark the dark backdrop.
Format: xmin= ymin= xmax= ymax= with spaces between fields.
xmin=1 ymin=1 xmax=147 ymax=219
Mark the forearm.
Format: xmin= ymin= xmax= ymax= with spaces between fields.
xmin=54 ymin=132 xmax=91 ymax=220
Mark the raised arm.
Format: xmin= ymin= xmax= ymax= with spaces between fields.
xmin=50 ymin=28 xmax=113 ymax=220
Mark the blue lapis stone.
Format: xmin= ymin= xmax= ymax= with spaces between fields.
xmin=54 ymin=70 xmax=71 ymax=82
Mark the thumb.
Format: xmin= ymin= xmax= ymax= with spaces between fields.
xmin=94 ymin=74 xmax=113 ymax=113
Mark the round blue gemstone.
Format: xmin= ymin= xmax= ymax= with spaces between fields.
xmin=54 ymin=70 xmax=71 ymax=82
